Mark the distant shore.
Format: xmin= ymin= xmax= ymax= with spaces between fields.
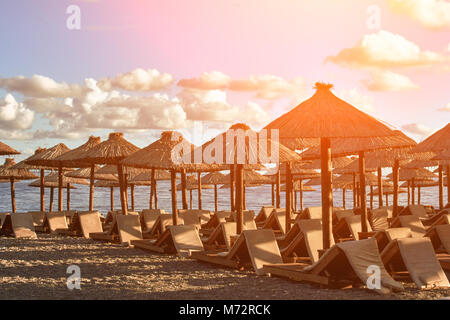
xmin=1 ymin=234 xmax=449 ymax=300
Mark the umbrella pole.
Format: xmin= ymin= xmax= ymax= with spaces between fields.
xmin=294 ymin=190 xmax=297 ymax=212
xmin=89 ymin=164 xmax=95 ymax=211
xmin=438 ymin=165 xmax=444 ymax=210
xmin=370 ymin=185 xmax=373 ymax=210
xmin=154 ymin=181 xmax=158 ymax=209
xmin=285 ymin=162 xmax=292 ymax=233
xmin=124 ymin=173 xmax=129 ymax=211
xmin=130 ymin=184 xmax=135 ymax=212
xmin=10 ymin=177 xmax=16 ymax=213
xmin=197 ymin=172 xmax=202 ymax=210
xmin=418 ymin=186 xmax=421 ymax=204
xmin=40 ymin=169 xmax=45 ymax=212
xmin=66 ymin=183 xmax=70 ymax=211
xmin=243 ymin=185 xmax=246 ymax=210
xmin=447 ymin=165 xmax=450 ymax=205
xmin=392 ymin=160 xmax=399 ymax=216
xmin=181 ymin=169 xmax=188 ymax=210
xmin=352 ymin=172 xmax=356 ymax=209
xmin=276 ymin=168 xmax=281 ymax=208
xmin=386 ymin=193 xmax=389 ymax=206
xmin=149 ymin=169 xmax=155 ymax=209
xmin=117 ymin=164 xmax=127 ymax=215
xmin=58 ymin=164 xmax=63 ymax=212
xmin=359 ymin=151 xmax=368 ymax=233
xmin=411 ymin=178 xmax=415 ymax=205
xmin=170 ymin=170 xmax=178 ymax=225
xmin=214 ymin=184 xmax=218 ymax=212
xmin=271 ymin=183 xmax=275 ymax=206
xmin=190 ymin=190 xmax=193 ymax=209
xmin=230 ymin=165 xmax=235 ymax=211
xmin=320 ymin=137 xmax=332 ymax=250
xmin=49 ymin=187 xmax=54 ymax=212
xmin=377 ymin=167 xmax=383 ymax=207
xmin=110 ymin=187 xmax=114 ymax=211
xmin=300 ymin=181 xmax=304 ymax=212
xmin=342 ymin=188 xmax=346 ymax=210
xmin=236 ymin=164 xmax=244 ymax=234
xmin=407 ymin=184 xmax=411 ymax=205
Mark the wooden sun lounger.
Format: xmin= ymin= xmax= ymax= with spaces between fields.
xmin=132 ymin=224 xmax=204 ymax=257
xmin=90 ymin=213 xmax=142 ymax=245
xmin=191 ymin=229 xmax=283 ymax=275
xmin=203 ymin=222 xmax=237 ymax=251
xmin=425 ymin=224 xmax=450 ymax=254
xmin=373 ymin=228 xmax=412 ymax=252
xmin=0 ymin=213 xmax=37 ymax=239
xmin=255 ymin=206 xmax=274 ymax=225
xmin=390 ymin=215 xmax=426 ymax=238
xmin=42 ymin=212 xmax=69 ymax=234
xmin=420 ymin=209 xmax=450 ymax=227
xmin=27 ymin=211 xmax=46 ymax=232
xmin=369 ymin=208 xmax=390 ymax=231
xmin=142 ymin=213 xmax=173 ymax=239
xmin=333 ymin=209 xmax=354 ymax=225
xmin=297 ymin=206 xmax=322 ymax=220
xmin=381 ymin=238 xmax=450 ymax=289
xmin=262 ymin=209 xmax=292 ymax=235
xmin=178 ymin=211 xmax=202 ymax=229
xmin=333 ymin=215 xmax=373 ymax=242
xmin=264 ymin=238 xmax=403 ymax=294
xmin=281 ymin=219 xmax=325 ymax=264
xmin=140 ymin=209 xmax=165 ymax=231
xmin=0 ymin=212 xmax=10 ymax=229
xmin=201 ymin=211 xmax=231 ymax=234
xmin=78 ymin=211 xmax=103 ymax=238
xmin=399 ymin=205 xmax=429 ymax=218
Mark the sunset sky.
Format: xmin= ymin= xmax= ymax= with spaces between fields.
xmin=1 ymin=0 xmax=449 ymax=159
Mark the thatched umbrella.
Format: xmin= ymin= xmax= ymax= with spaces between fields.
xmin=176 ymin=175 xmax=213 ymax=209
xmin=412 ymin=123 xmax=450 ymax=209
xmin=0 ymin=158 xmax=38 ymax=212
xmin=432 ymin=149 xmax=450 ymax=205
xmin=65 ymin=165 xmax=118 ymax=181
xmin=387 ymin=168 xmax=436 ymax=205
xmin=128 ymin=170 xmax=171 ymax=210
xmin=400 ymin=180 xmax=438 ymax=205
xmin=23 ymin=143 xmax=72 ymax=212
xmin=264 ymin=83 xmax=409 ymax=249
xmin=0 ymin=141 xmax=20 ymax=156
xmin=94 ymin=180 xmax=119 ymax=211
xmin=75 ymin=132 xmax=139 ymax=215
xmin=201 ymin=171 xmax=226 ymax=212
xmin=122 ymin=131 xmax=218 ymax=225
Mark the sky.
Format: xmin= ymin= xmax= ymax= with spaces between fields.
xmin=0 ymin=0 xmax=449 ymax=160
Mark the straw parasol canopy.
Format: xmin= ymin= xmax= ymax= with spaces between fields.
xmin=94 ymin=180 xmax=119 ymax=188
xmin=29 ymin=179 xmax=77 ymax=189
xmin=176 ymin=175 xmax=213 ymax=191
xmin=65 ymin=166 xmax=118 ymax=181
xmin=222 ymin=169 xmax=272 ymax=186
xmin=403 ymin=159 xmax=439 ymax=169
xmin=24 ymin=143 xmax=71 ymax=168
xmin=280 ymin=182 xmax=316 ymax=192
xmin=370 ymin=186 xmax=408 ymax=196
xmin=201 ymin=172 xmax=226 ymax=185
xmin=129 ymin=170 xmax=171 ymax=182
xmin=300 ymin=157 xmax=353 ymax=170
xmin=0 ymin=141 xmax=20 ymax=156
xmin=334 ymin=159 xmax=377 ymax=174
xmin=412 ymin=123 xmax=450 ymax=153
xmin=387 ymin=167 xmax=437 ymax=181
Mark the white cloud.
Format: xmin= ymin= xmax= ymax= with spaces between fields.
xmin=178 ymin=71 xmax=231 ymax=90
xmin=326 ymin=30 xmax=448 ymax=69
xmin=0 ymin=94 xmax=34 ymax=130
xmin=97 ymin=68 xmax=174 ymax=91
xmin=437 ymin=102 xmax=450 ymax=111
xmin=0 ymin=75 xmax=85 ymax=98
xmin=336 ymin=88 xmax=376 ymax=114
xmin=361 ymin=70 xmax=418 ymax=91
xmin=387 ymin=0 xmax=450 ymax=29
xmin=401 ymin=123 xmax=434 ymax=136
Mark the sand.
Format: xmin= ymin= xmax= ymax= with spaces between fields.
xmin=0 ymin=234 xmax=449 ymax=300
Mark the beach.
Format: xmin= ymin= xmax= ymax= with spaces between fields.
xmin=1 ymin=234 xmax=449 ymax=300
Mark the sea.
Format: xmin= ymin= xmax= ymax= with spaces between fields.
xmin=0 ymin=180 xmax=445 ymax=215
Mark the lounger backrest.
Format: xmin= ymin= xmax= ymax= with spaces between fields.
xmin=179 ymin=212 xmax=201 ymax=228
xmin=384 ymin=227 xmax=412 ymax=241
xmin=435 ymin=224 xmax=450 ymax=254
xmin=141 ymin=209 xmax=166 ymax=215
xmin=335 ymin=210 xmax=354 ymax=222
xmin=305 ymin=207 xmax=322 ymax=220
xmin=142 ymin=211 xmax=161 ymax=230
xmin=345 ymin=215 xmax=372 ymax=239
xmin=274 ymin=210 xmax=287 ymax=234
xmin=169 ymin=224 xmax=204 ymax=257
xmin=297 ymin=219 xmax=324 ymax=263
xmin=160 ymin=214 xmax=173 ymax=233
xmin=244 ymin=220 xmax=257 ymax=230
xmin=116 ymin=214 xmax=142 ymax=245
xmin=46 ymin=212 xmax=68 ymax=232
xmin=396 ymin=238 xmax=449 ymax=288
xmin=0 ymin=212 xmax=10 ymax=227
xmin=222 ymin=222 xmax=237 ymax=250
xmin=256 ymin=206 xmax=274 ymax=222
xmin=370 ymin=208 xmax=390 ymax=231
xmin=78 ymin=211 xmax=103 ymax=238
xmin=407 ymin=205 xmax=428 ymax=217
xmin=28 ymin=211 xmax=45 ymax=227
xmin=243 ymin=229 xmax=283 ymax=275
xmin=11 ymin=213 xmax=37 ymax=239
xmin=398 ymin=216 xmax=426 ymax=238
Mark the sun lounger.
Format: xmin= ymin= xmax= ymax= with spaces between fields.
xmin=373 ymin=228 xmax=412 ymax=252
xmin=369 ymin=208 xmax=390 ymax=231
xmin=264 ymin=238 xmax=403 ymax=294
xmin=420 ymin=209 xmax=450 ymax=227
xmin=425 ymin=224 xmax=450 ymax=254
xmin=333 ymin=209 xmax=354 ymax=225
xmin=132 ymin=224 xmax=204 ymax=257
xmin=116 ymin=214 xmax=143 ymax=245
xmin=27 ymin=211 xmax=46 ymax=232
xmin=333 ymin=215 xmax=373 ymax=241
xmin=0 ymin=212 xmax=10 ymax=229
xmin=390 ymin=216 xmax=426 ymax=238
xmin=263 ymin=209 xmax=292 ymax=235
xmin=191 ymin=229 xmax=283 ymax=275
xmin=381 ymin=238 xmax=450 ymax=289
xmin=78 ymin=211 xmax=103 ymax=238
xmin=0 ymin=213 xmax=37 ymax=239
xmin=201 ymin=211 xmax=231 ymax=233
xmin=297 ymin=206 xmax=322 ymax=220
xmin=399 ymin=205 xmax=429 ymax=218
xmin=255 ymin=206 xmax=274 ymax=226
xmin=143 ymin=213 xmax=173 ymax=239
xmin=178 ymin=211 xmax=202 ymax=228
xmin=203 ymin=222 xmax=237 ymax=251
xmin=42 ymin=212 xmax=69 ymax=234
xmin=140 ymin=210 xmax=164 ymax=231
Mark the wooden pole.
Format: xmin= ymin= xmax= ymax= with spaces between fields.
xmin=438 ymin=165 xmax=444 ymax=210
xmin=66 ymin=183 xmax=71 ymax=211
xmin=230 ymin=165 xmax=235 ymax=211
xmin=342 ymin=188 xmax=346 ymax=209
xmin=189 ymin=189 xmax=193 ymax=209
xmin=370 ymin=185 xmax=373 ymax=210
xmin=171 ymin=170 xmax=178 ymax=225
xmin=236 ymin=164 xmax=244 ymax=234
xmin=356 ymin=182 xmax=360 ymax=207
xmin=130 ymin=184 xmax=135 ymax=212
xmin=386 ymin=192 xmax=389 ymax=206
xmin=392 ymin=160 xmax=399 ymax=216
xmin=271 ymin=183 xmax=275 ymax=206
xmin=58 ymin=164 xmax=63 ymax=211
xmin=320 ymin=137 xmax=333 ymax=250
xmin=359 ymin=151 xmax=368 ymax=233
xmin=300 ymin=181 xmax=304 ymax=212
xmin=411 ymin=178 xmax=415 ymax=205
xmin=117 ymin=164 xmax=128 ymax=215
xmin=149 ymin=169 xmax=155 ymax=209
xmin=377 ymin=167 xmax=383 ymax=207
xmin=276 ymin=168 xmax=281 ymax=208
xmin=154 ymin=181 xmax=158 ymax=209
xmin=294 ymin=190 xmax=297 ymax=212
xmin=407 ymin=184 xmax=411 ymax=205
xmin=40 ymin=169 xmax=45 ymax=212
xmin=89 ymin=163 xmax=95 ymax=211
xmin=10 ymin=177 xmax=16 ymax=213
xmin=352 ymin=172 xmax=356 ymax=208
xmin=447 ymin=165 xmax=450 ymax=205
xmin=181 ymin=169 xmax=188 ymax=209
xmin=214 ymin=184 xmax=218 ymax=212
xmin=243 ymin=185 xmax=246 ymax=210
xmin=124 ymin=173 xmax=129 ymax=210
xmin=49 ymin=187 xmax=54 ymax=212
xmin=285 ymin=162 xmax=292 ymax=233
xmin=197 ymin=172 xmax=202 ymax=210
xmin=110 ymin=186 xmax=114 ymax=211
xmin=418 ymin=186 xmax=421 ymax=204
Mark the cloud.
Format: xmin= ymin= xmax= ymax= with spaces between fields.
xmin=326 ymin=30 xmax=448 ymax=69
xmin=178 ymin=72 xmax=310 ymax=100
xmin=0 ymin=94 xmax=34 ymax=130
xmin=361 ymin=70 xmax=418 ymax=91
xmin=387 ymin=0 xmax=450 ymax=29
xmin=97 ymin=68 xmax=174 ymax=91
xmin=0 ymin=75 xmax=85 ymax=98
xmin=437 ymin=102 xmax=450 ymax=111
xmin=336 ymin=88 xmax=375 ymax=114
xmin=401 ymin=123 xmax=434 ymax=136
